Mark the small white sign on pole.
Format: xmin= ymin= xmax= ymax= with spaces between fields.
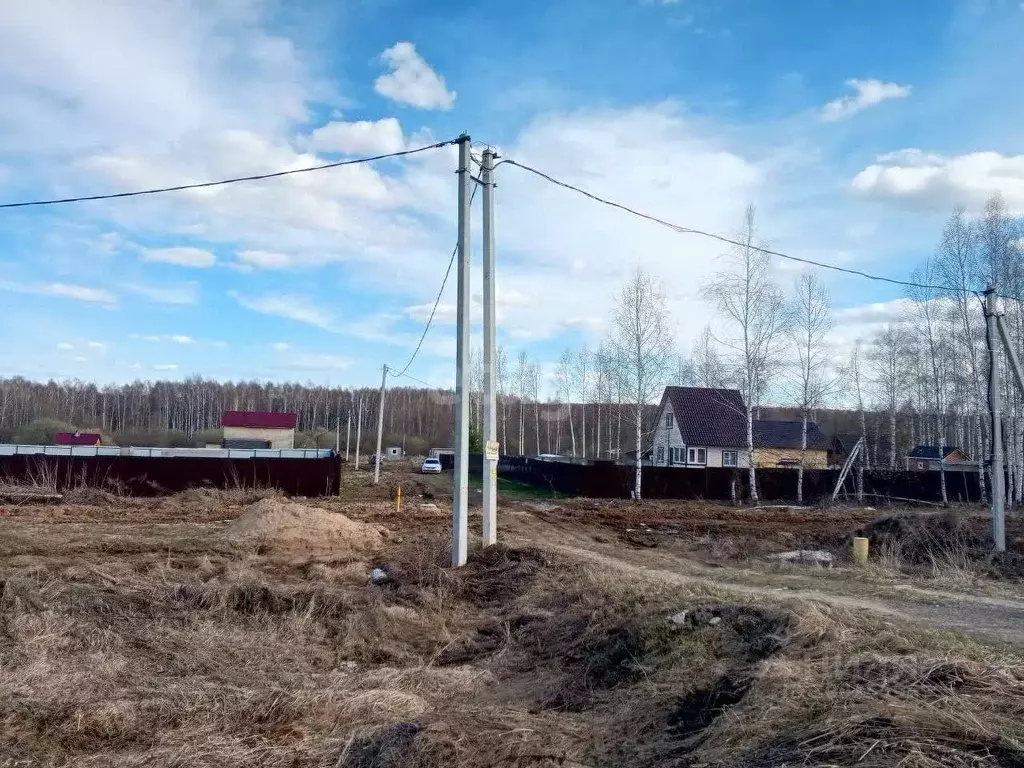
xmin=485 ymin=440 xmax=500 ymax=461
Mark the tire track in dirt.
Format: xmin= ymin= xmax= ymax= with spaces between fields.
xmin=506 ymin=510 xmax=1024 ymax=649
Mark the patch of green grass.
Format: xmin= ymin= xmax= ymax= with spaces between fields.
xmin=468 ymin=474 xmax=565 ymax=501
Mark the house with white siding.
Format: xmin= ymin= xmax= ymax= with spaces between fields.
xmin=651 ymin=387 xmax=749 ymax=468
xmin=651 ymin=387 xmax=830 ymax=469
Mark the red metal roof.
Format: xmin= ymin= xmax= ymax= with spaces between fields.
xmin=221 ymin=411 xmax=297 ymax=429
xmin=54 ymin=432 xmax=101 ymax=446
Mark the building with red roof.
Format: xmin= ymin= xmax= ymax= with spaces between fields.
xmin=54 ymin=432 xmax=102 ymax=446
xmin=221 ymin=411 xmax=297 ymax=449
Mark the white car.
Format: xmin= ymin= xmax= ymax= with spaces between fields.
xmin=421 ymin=457 xmax=442 ymax=474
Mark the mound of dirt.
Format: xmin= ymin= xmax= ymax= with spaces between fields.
xmin=457 ymin=544 xmax=548 ymax=606
xmin=858 ymin=510 xmax=985 ymax=564
xmin=227 ymin=498 xmax=387 ymax=556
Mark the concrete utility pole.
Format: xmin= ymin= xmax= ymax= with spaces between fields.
xmin=984 ymin=287 xmax=1006 ymax=552
xmin=373 ymin=365 xmax=388 ymax=485
xmin=993 ymin=301 xmax=1024 ymax=552
xmin=354 ymin=398 xmax=363 ymax=471
xmin=452 ymin=135 xmax=472 ymax=567
xmin=345 ymin=406 xmax=352 ymax=462
xmin=481 ymin=148 xmax=498 ymax=547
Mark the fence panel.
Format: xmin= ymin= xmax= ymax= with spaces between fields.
xmin=0 ymin=455 xmax=342 ymax=497
xmin=484 ymin=455 xmax=987 ymax=504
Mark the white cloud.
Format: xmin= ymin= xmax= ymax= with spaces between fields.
xmin=405 ymin=302 xmax=456 ymax=324
xmin=45 ymin=283 xmax=116 ymax=304
xmin=833 ymin=298 xmax=913 ymax=327
xmin=229 ymin=290 xmax=337 ymax=330
xmin=271 ymin=342 xmax=291 ymax=352
xmin=57 ymin=342 xmax=73 ymax=350
xmin=140 ymin=246 xmax=216 ymax=267
xmin=82 ymin=128 xmax=409 ymax=268
xmin=483 ymin=103 xmax=763 ymax=347
xmin=0 ymin=280 xmax=117 ymax=305
xmin=820 ymin=79 xmax=911 ymax=122
xmin=305 ymin=118 xmax=405 ymax=154
xmin=852 ymin=150 xmax=1024 ymax=212
xmin=235 ymin=250 xmax=305 ymax=270
xmin=272 ymin=352 xmax=353 ymax=372
xmin=129 ymin=333 xmax=198 ymax=344
xmin=121 ymin=281 xmax=198 ymax=305
xmin=374 ymin=42 xmax=456 ymax=110
xmin=86 ymin=341 xmax=106 ymax=349
xmin=0 ymin=1 xmax=318 ymax=155
xmin=73 ymin=356 xmax=88 ymax=363
xmin=152 ymin=364 xmax=178 ymax=371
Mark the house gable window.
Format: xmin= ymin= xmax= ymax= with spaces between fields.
xmin=670 ymin=447 xmax=682 ymax=464
xmin=687 ymin=447 xmax=706 ymax=465
xmin=723 ymin=450 xmax=738 ymax=467
xmin=656 ymin=446 xmax=665 ymax=463
xmin=665 ymin=412 xmax=674 ymax=429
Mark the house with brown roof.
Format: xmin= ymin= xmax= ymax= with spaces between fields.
xmin=652 ymin=387 xmax=749 ymax=468
xmin=221 ymin=411 xmax=297 ymax=450
xmin=651 ymin=387 xmax=829 ymax=469
xmin=904 ymin=445 xmax=975 ymax=472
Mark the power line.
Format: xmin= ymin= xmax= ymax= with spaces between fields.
xmin=389 ymin=180 xmax=480 ymax=379
xmin=0 ymin=139 xmax=460 ymax=209
xmin=390 ymin=370 xmax=437 ymax=388
xmin=498 ymin=157 xmax=979 ymax=296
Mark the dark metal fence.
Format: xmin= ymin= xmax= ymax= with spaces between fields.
xmin=0 ymin=455 xmax=341 ymax=497
xmin=474 ymin=455 xmax=985 ymax=504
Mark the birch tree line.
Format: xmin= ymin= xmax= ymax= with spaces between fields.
xmin=674 ymin=195 xmax=1023 ymax=504
xmin=0 ymin=364 xmax=646 ymax=456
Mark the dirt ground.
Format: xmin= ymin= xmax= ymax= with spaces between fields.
xmin=2 ymin=463 xmax=1024 ymax=766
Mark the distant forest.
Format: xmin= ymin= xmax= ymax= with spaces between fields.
xmin=0 ymin=375 xmax=951 ymax=464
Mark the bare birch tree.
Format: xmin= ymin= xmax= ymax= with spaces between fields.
xmin=516 ymin=350 xmax=529 ymax=455
xmin=907 ymin=260 xmax=950 ymax=503
xmin=934 ymin=207 xmax=988 ymax=499
xmin=788 ymin=269 xmax=834 ymax=503
xmin=609 ymin=267 xmax=674 ymax=500
xmin=497 ymin=346 xmax=509 ymax=452
xmin=593 ymin=343 xmax=610 ymax=458
xmin=530 ymin=363 xmax=542 ymax=455
xmin=575 ymin=345 xmax=590 ymax=458
xmin=704 ymin=206 xmax=789 ymax=504
xmin=594 ymin=343 xmax=620 ymax=459
xmin=847 ymin=341 xmax=868 ymax=498
xmin=869 ymin=323 xmax=911 ymax=468
xmin=978 ymin=194 xmax=1024 ymax=503
xmin=690 ymin=325 xmax=729 ymax=388
xmin=555 ymin=349 xmax=577 ymax=456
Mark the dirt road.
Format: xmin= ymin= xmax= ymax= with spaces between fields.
xmin=504 ymin=508 xmax=1024 ymax=649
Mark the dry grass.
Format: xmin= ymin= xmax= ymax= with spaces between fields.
xmin=1 ymin=493 xmax=1022 ymax=767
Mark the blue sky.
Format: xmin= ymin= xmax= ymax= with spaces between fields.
xmin=1 ymin=0 xmax=1023 ymax=391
